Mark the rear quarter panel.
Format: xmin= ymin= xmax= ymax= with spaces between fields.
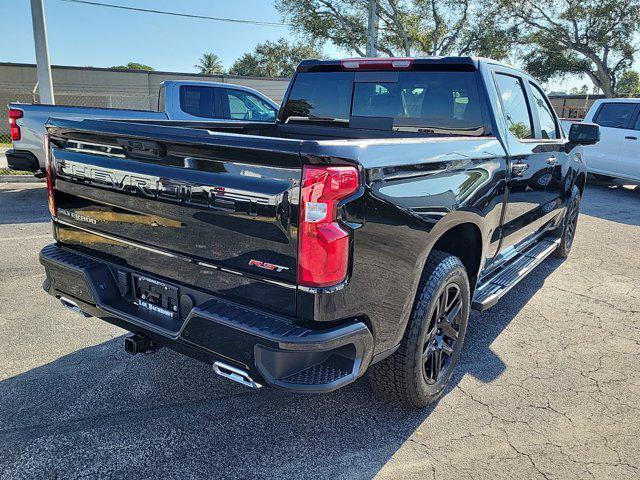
xmin=298 ymin=137 xmax=508 ymax=354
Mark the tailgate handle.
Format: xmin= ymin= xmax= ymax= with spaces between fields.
xmin=117 ymin=138 xmax=166 ymax=159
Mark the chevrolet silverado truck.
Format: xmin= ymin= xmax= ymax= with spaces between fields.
xmin=7 ymin=80 xmax=278 ymax=174
xmin=39 ymin=57 xmax=599 ymax=408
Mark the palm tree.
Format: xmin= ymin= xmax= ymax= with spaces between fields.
xmin=195 ymin=53 xmax=224 ymax=75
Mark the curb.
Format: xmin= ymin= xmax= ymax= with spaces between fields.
xmin=0 ymin=175 xmax=45 ymax=183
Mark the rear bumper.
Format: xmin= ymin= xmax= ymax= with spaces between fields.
xmin=39 ymin=243 xmax=373 ymax=393
xmin=6 ymin=149 xmax=40 ymax=172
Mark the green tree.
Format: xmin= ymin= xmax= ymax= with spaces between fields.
xmin=569 ymin=84 xmax=589 ymax=94
xmin=229 ymin=39 xmax=323 ymax=77
xmin=497 ymin=0 xmax=640 ymax=97
xmin=195 ymin=52 xmax=224 ymax=75
xmin=276 ymin=0 xmax=514 ymax=59
xmin=617 ymin=70 xmax=640 ymax=96
xmin=110 ymin=62 xmax=154 ymax=71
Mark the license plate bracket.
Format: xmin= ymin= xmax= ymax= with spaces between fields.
xmin=133 ymin=274 xmax=179 ymax=318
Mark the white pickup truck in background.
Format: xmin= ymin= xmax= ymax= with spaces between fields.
xmin=7 ymin=80 xmax=279 ymax=174
xmin=561 ymin=98 xmax=640 ymax=183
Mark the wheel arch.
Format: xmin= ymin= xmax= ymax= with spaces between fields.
xmin=427 ymin=221 xmax=484 ymax=292
xmin=382 ymin=212 xmax=490 ymax=354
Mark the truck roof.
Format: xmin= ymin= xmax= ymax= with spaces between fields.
xmin=159 ymin=80 xmax=280 ymax=100
xmin=591 ymin=98 xmax=640 ymax=104
xmin=296 ymin=56 xmax=517 ymax=73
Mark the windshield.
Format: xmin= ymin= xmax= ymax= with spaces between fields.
xmin=282 ymin=70 xmax=486 ymax=135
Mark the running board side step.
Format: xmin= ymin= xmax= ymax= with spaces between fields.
xmin=472 ymin=238 xmax=560 ymax=311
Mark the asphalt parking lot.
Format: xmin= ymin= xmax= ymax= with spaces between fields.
xmin=0 ymin=179 xmax=638 ymax=480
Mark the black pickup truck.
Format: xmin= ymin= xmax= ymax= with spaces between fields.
xmin=39 ymin=57 xmax=599 ymax=408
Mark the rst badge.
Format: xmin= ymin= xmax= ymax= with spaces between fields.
xmin=248 ymin=259 xmax=289 ymax=273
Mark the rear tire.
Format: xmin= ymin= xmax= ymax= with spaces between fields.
xmin=367 ymin=251 xmax=470 ymax=409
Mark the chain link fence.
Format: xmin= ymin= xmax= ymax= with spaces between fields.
xmin=1 ymin=88 xmax=155 ymax=143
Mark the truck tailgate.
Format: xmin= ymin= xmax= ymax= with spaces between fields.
xmin=47 ymin=119 xmax=302 ymax=316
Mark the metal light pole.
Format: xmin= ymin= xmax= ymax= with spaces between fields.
xmin=30 ymin=0 xmax=55 ymax=104
xmin=366 ymin=0 xmax=378 ymax=57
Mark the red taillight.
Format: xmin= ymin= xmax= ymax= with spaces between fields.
xmin=298 ymin=165 xmax=359 ymax=287
xmin=44 ymin=133 xmax=56 ymax=217
xmin=9 ymin=108 xmax=23 ymax=141
xmin=340 ymin=58 xmax=413 ymax=70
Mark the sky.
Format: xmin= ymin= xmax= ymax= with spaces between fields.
xmin=0 ymin=0 xmax=624 ymax=92
xmin=0 ymin=0 xmax=346 ymax=72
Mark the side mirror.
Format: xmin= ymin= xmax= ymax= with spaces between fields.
xmin=568 ymin=122 xmax=600 ymax=145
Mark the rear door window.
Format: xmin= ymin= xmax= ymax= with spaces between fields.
xmin=594 ymin=103 xmax=636 ymax=128
xmin=179 ymin=86 xmax=219 ymax=118
xmin=494 ymin=73 xmax=533 ymax=140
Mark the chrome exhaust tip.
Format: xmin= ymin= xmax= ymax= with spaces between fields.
xmin=60 ymin=297 xmax=91 ymax=317
xmin=213 ymin=361 xmax=262 ymax=389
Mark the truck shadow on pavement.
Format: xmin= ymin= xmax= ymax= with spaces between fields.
xmin=0 ymin=260 xmax=563 ymax=479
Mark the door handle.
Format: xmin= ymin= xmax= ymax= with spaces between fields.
xmin=625 ymin=136 xmax=638 ymax=140
xmin=511 ymin=161 xmax=529 ymax=176
xmin=546 ymin=156 xmax=558 ymax=166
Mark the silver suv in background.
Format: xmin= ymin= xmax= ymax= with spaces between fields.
xmin=7 ymin=80 xmax=279 ymax=174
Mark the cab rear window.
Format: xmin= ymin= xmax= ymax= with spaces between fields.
xmin=282 ymin=70 xmax=486 ymax=135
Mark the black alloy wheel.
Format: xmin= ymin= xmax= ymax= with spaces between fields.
xmin=564 ymin=194 xmax=579 ymax=251
xmin=553 ymin=185 xmax=581 ymax=259
xmin=422 ymin=283 xmax=462 ymax=385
